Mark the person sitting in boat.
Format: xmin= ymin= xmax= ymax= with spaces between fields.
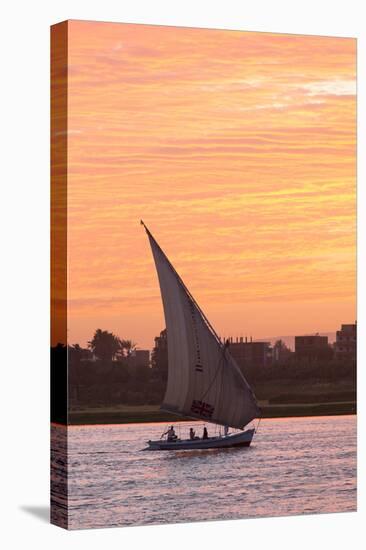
xmin=189 ymin=428 xmax=196 ymax=440
xmin=162 ymin=426 xmax=177 ymax=442
xmin=224 ymin=425 xmax=229 ymax=437
xmin=202 ymin=426 xmax=208 ymax=439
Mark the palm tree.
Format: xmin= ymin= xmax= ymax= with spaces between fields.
xmin=88 ymin=329 xmax=121 ymax=361
xmin=120 ymin=339 xmax=137 ymax=358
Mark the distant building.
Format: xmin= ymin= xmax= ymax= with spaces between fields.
xmin=151 ymin=329 xmax=168 ymax=376
xmin=153 ymin=329 xmax=167 ymax=356
xmin=334 ymin=323 xmax=357 ymax=361
xmin=228 ymin=337 xmax=272 ymax=369
xmin=126 ymin=349 xmax=150 ymax=368
xmin=272 ymin=339 xmax=292 ymax=363
xmin=295 ymin=334 xmax=333 ymax=361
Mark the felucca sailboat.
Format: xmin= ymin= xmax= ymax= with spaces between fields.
xmin=142 ymin=221 xmax=261 ymax=450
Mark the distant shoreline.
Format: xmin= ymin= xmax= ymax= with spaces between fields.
xmin=66 ymin=401 xmax=356 ymax=425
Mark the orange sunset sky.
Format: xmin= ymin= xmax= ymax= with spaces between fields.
xmin=66 ymin=20 xmax=356 ymax=350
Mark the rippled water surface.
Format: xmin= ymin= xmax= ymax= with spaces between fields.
xmin=51 ymin=415 xmax=356 ymax=529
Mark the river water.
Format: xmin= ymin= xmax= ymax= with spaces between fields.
xmin=51 ymin=415 xmax=356 ymax=529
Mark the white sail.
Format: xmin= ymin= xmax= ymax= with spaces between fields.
xmin=143 ymin=222 xmax=260 ymax=429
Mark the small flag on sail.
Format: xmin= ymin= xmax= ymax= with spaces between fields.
xmin=191 ymin=400 xmax=214 ymax=418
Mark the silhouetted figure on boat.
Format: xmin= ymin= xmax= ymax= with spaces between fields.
xmin=162 ymin=426 xmax=177 ymax=442
xmin=189 ymin=428 xmax=196 ymax=440
xmin=202 ymin=427 xmax=208 ymax=439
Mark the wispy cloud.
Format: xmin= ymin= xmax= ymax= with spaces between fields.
xmin=300 ymin=79 xmax=356 ymax=96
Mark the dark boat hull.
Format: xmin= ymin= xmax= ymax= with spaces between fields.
xmin=143 ymin=428 xmax=255 ymax=451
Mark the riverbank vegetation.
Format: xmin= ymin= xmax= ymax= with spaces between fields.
xmin=51 ymin=328 xmax=356 ymax=425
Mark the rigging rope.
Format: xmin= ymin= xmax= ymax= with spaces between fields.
xmin=255 ymin=416 xmax=262 ymax=433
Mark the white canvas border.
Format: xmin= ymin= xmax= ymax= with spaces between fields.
xmin=1 ymin=0 xmax=364 ymax=548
